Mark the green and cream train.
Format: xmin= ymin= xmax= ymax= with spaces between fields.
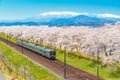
xmin=17 ymin=40 xmax=56 ymax=60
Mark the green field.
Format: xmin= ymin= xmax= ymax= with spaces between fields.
xmin=0 ymin=33 xmax=17 ymax=43
xmin=0 ymin=33 xmax=120 ymax=80
xmin=0 ymin=42 xmax=62 ymax=80
xmin=56 ymin=51 xmax=120 ymax=80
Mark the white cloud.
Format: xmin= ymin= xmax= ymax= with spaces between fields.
xmin=40 ymin=11 xmax=88 ymax=18
xmin=39 ymin=11 xmax=120 ymax=19
xmin=95 ymin=13 xmax=120 ymax=18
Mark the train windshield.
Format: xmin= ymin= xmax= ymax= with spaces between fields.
xmin=50 ymin=51 xmax=56 ymax=56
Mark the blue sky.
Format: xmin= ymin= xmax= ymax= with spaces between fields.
xmin=0 ymin=0 xmax=120 ymax=20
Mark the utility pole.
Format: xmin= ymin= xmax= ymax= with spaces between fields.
xmin=7 ymin=33 xmax=8 ymax=45
xmin=93 ymin=36 xmax=100 ymax=77
xmin=64 ymin=47 xmax=66 ymax=79
xmin=22 ymin=38 xmax=23 ymax=54
xmin=97 ymin=47 xmax=99 ymax=77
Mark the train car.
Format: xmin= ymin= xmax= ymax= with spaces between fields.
xmin=17 ymin=40 xmax=56 ymax=60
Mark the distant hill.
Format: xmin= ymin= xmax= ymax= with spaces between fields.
xmin=0 ymin=15 xmax=120 ymax=27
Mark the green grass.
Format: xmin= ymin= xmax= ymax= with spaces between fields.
xmin=0 ymin=42 xmax=62 ymax=80
xmin=0 ymin=33 xmax=17 ymax=43
xmin=56 ymin=51 xmax=120 ymax=80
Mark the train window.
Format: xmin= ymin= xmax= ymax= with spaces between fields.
xmin=50 ymin=51 xmax=55 ymax=55
xmin=50 ymin=52 xmax=53 ymax=55
xmin=50 ymin=53 xmax=52 ymax=55
xmin=52 ymin=51 xmax=56 ymax=55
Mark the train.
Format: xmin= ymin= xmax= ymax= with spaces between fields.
xmin=17 ymin=40 xmax=56 ymax=60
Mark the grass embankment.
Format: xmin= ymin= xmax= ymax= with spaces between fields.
xmin=0 ymin=58 xmax=22 ymax=80
xmin=56 ymin=51 xmax=120 ymax=80
xmin=0 ymin=33 xmax=17 ymax=43
xmin=0 ymin=42 xmax=61 ymax=80
xmin=0 ymin=33 xmax=120 ymax=80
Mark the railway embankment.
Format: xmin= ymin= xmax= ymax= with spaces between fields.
xmin=0 ymin=41 xmax=61 ymax=80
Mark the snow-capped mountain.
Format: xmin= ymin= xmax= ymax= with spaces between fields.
xmin=0 ymin=12 xmax=120 ymax=27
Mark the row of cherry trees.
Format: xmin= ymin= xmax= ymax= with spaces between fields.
xmin=0 ymin=22 xmax=120 ymax=64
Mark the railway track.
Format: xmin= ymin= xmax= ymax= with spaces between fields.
xmin=0 ymin=37 xmax=104 ymax=80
